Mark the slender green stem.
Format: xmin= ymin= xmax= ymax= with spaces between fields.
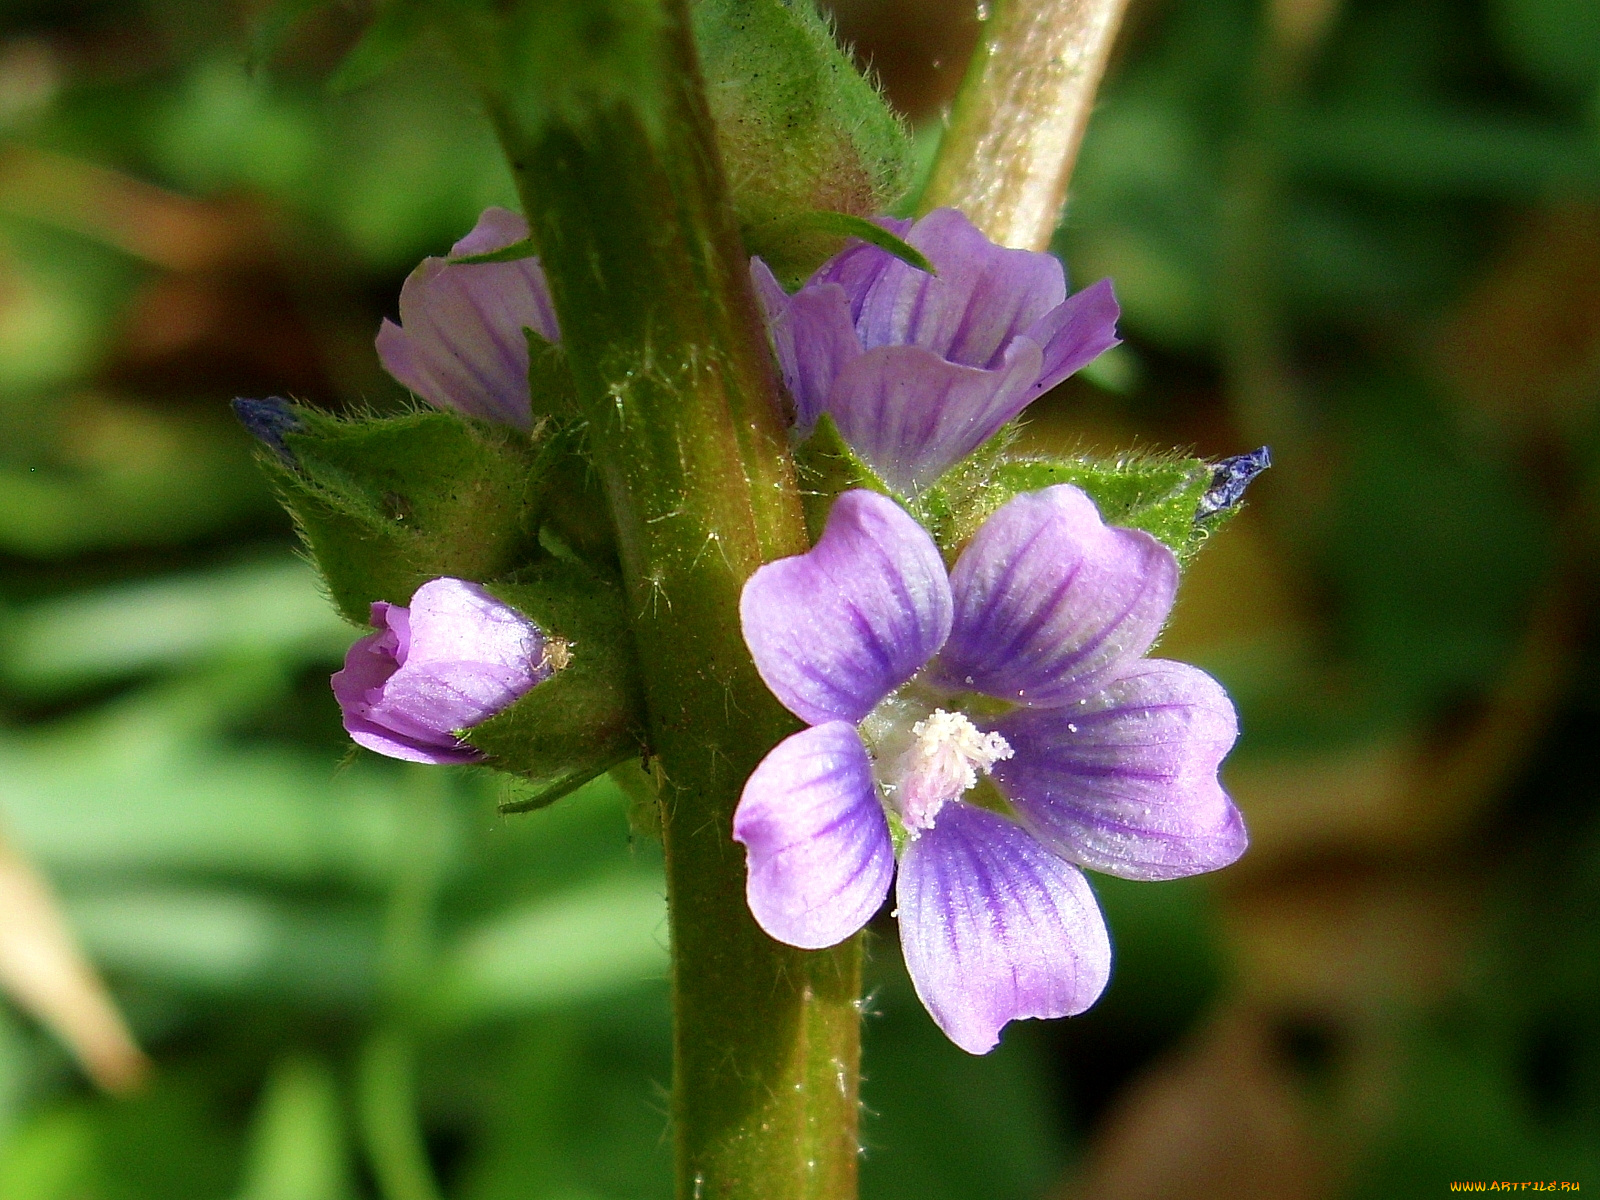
xmin=359 ymin=768 xmax=450 ymax=1200
xmin=479 ymin=3 xmax=862 ymax=1197
xmin=358 ymin=1027 xmax=443 ymax=1200
xmin=921 ymin=0 xmax=1132 ymax=250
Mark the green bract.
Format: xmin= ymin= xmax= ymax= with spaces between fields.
xmin=262 ymin=405 xmax=553 ymax=624
xmin=795 ymin=415 xmax=1229 ymax=566
xmin=466 ymin=566 xmax=647 ymax=811
xmin=693 ymin=0 xmax=916 ymax=284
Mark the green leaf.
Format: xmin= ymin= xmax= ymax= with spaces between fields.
xmin=770 ymin=212 xmax=933 ymax=274
xmin=327 ymin=0 xmax=431 ymax=93
xmin=266 ymin=405 xmax=553 ymax=623
xmin=692 ymin=0 xmax=916 ymax=285
xmin=426 ymin=873 xmax=668 ymax=1024
xmin=920 ymin=450 xmax=1215 ymax=564
xmin=234 ymin=1055 xmax=353 ymax=1200
xmin=464 ymin=563 xmax=646 ymax=810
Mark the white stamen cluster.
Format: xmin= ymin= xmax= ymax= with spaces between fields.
xmin=891 ymin=708 xmax=1013 ymax=833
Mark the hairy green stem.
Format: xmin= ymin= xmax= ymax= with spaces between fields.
xmin=921 ymin=0 xmax=1132 ymax=250
xmin=481 ymin=3 xmax=862 ymax=1196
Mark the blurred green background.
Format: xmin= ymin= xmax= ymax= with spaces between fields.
xmin=0 ymin=0 xmax=1597 ymax=1196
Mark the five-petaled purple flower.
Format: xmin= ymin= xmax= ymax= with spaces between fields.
xmin=751 ymin=208 xmax=1122 ymax=493
xmin=332 ymin=577 xmax=550 ymax=765
xmin=376 ymin=207 xmax=559 ymax=430
xmin=734 ymin=487 xmax=1246 ymax=1053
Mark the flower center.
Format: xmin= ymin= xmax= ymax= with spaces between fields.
xmin=883 ymin=708 xmax=1012 ymax=833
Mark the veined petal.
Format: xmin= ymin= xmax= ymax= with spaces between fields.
xmin=1024 ymin=278 xmax=1121 ymax=398
xmin=827 ymin=340 xmax=1043 ymax=494
xmin=993 ymin=660 xmax=1247 ymax=880
xmin=450 ymin=206 xmax=530 ymax=257
xmin=898 ymin=804 xmax=1111 ymax=1054
xmin=371 ymin=579 xmax=546 ymax=742
xmin=331 ymin=628 xmax=483 ymax=765
xmin=938 ymin=486 xmax=1177 ymax=706
xmin=403 ymin=578 xmax=545 ymax=673
xmin=752 ymin=258 xmax=861 ymax=430
xmin=376 ymin=209 xmax=559 ymax=429
xmin=341 ymin=714 xmax=482 ymax=764
xmin=742 ymin=490 xmax=952 ymax=725
xmin=734 ymin=722 xmax=895 ymax=949
xmin=850 ymin=209 xmax=1066 ymax=368
xmin=808 ymin=216 xmax=915 ymax=325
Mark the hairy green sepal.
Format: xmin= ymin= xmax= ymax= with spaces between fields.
xmin=266 ymin=406 xmax=551 ymax=623
xmin=465 ymin=566 xmax=646 ymax=811
xmin=795 ymin=417 xmax=1222 ymax=565
xmin=936 ymin=452 xmax=1218 ymax=564
xmin=693 ymin=0 xmax=915 ymax=284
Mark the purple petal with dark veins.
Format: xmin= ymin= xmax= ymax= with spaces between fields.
xmin=826 ymin=339 xmax=1043 ymax=493
xmin=376 ymin=208 xmax=559 ymax=429
xmin=937 ymin=485 xmax=1177 ymax=706
xmin=992 ymin=659 xmax=1247 ymax=879
xmin=330 ymin=578 xmax=547 ymax=765
xmin=897 ymin=804 xmax=1111 ymax=1054
xmin=807 ymin=216 xmax=915 ymax=326
xmin=1023 ymin=278 xmax=1121 ymax=398
xmin=751 ymin=258 xmax=862 ymax=430
xmin=742 ymin=490 xmax=952 ymax=725
xmin=734 ymin=722 xmax=895 ymax=949
xmin=845 ymin=209 xmax=1066 ymax=368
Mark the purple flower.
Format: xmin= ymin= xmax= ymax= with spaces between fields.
xmin=376 ymin=208 xmax=560 ymax=430
xmin=331 ymin=577 xmax=550 ymax=765
xmin=734 ymin=487 xmax=1245 ymax=1053
xmin=751 ymin=208 xmax=1121 ymax=493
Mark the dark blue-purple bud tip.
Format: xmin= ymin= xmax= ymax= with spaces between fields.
xmin=232 ymin=396 xmax=305 ymax=466
xmin=1196 ymin=446 xmax=1271 ymax=519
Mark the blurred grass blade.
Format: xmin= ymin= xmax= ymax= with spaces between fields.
xmin=0 ymin=830 xmax=147 ymax=1094
xmin=3 ymin=555 xmax=352 ymax=693
xmin=234 ymin=1054 xmax=354 ymax=1200
xmin=428 ymin=874 xmax=667 ymax=1024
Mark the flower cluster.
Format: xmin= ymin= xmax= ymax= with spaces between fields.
xmin=736 ymin=487 xmax=1244 ymax=1052
xmin=311 ymin=203 xmax=1247 ymax=1054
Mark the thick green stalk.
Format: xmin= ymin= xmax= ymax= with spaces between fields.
xmin=483 ymin=3 xmax=861 ymax=1197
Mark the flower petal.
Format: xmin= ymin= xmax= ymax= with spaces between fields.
xmin=331 ymin=627 xmax=482 ymax=765
xmin=370 ymin=579 xmax=546 ymax=742
xmin=403 ymin=578 xmax=546 ymax=674
xmin=751 ymin=258 xmax=861 ymax=430
xmin=1023 ymin=277 xmax=1121 ymax=398
xmin=897 ymin=804 xmax=1110 ymax=1054
xmin=938 ymin=486 xmax=1177 ymax=705
xmin=827 ymin=340 xmax=1043 ymax=493
xmin=848 ymin=209 xmax=1066 ymax=369
xmin=450 ymin=206 xmax=530 ymax=257
xmin=376 ymin=210 xmax=560 ymax=429
xmin=992 ymin=660 xmax=1247 ymax=879
xmin=734 ymin=722 xmax=895 ymax=949
xmin=742 ymin=490 xmax=952 ymax=725
xmin=807 ymin=216 xmax=915 ymax=325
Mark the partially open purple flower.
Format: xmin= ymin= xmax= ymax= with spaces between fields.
xmin=751 ymin=209 xmax=1121 ymax=493
xmin=331 ymin=577 xmax=550 ymax=765
xmin=376 ymin=208 xmax=560 ymax=430
xmin=734 ymin=488 xmax=1245 ymax=1053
